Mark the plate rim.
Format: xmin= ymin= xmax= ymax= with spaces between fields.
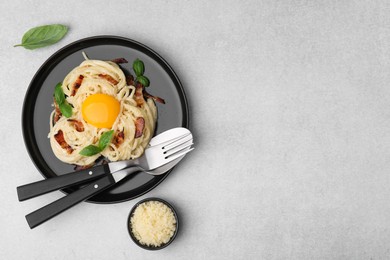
xmin=21 ymin=35 xmax=189 ymax=204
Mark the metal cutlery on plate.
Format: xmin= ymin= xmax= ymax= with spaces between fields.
xmin=17 ymin=127 xmax=194 ymax=228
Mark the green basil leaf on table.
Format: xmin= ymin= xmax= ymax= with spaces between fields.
xmin=14 ymin=24 xmax=68 ymax=50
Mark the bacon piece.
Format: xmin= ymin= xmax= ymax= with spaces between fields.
xmin=144 ymin=90 xmax=166 ymax=104
xmin=54 ymin=130 xmax=73 ymax=154
xmin=126 ymin=75 xmax=164 ymax=104
xmin=126 ymin=75 xmax=135 ymax=86
xmin=98 ymin=74 xmax=119 ymax=85
xmin=113 ymin=130 xmax=125 ymax=147
xmin=134 ymin=83 xmax=145 ymax=107
xmin=134 ymin=117 xmax=145 ymax=138
xmin=71 ymin=75 xmax=84 ymax=96
xmin=102 ymin=159 xmax=109 ymax=164
xmin=111 ymin=58 xmax=128 ymax=64
xmin=67 ymin=119 xmax=84 ymax=132
xmin=53 ymin=98 xmax=62 ymax=124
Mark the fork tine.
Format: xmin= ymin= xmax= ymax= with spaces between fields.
xmin=164 ymin=141 xmax=194 ymax=158
xmin=156 ymin=132 xmax=191 ymax=148
xmin=164 ymin=147 xmax=194 ymax=164
xmin=163 ymin=134 xmax=193 ymax=151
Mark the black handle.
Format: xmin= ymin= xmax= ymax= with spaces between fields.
xmin=25 ymin=175 xmax=116 ymax=229
xmin=17 ymin=164 xmax=110 ymax=201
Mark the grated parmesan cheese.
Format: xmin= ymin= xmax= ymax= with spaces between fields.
xmin=130 ymin=200 xmax=177 ymax=247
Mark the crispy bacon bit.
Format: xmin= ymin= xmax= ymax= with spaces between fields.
xmin=54 ymin=130 xmax=73 ymax=154
xmin=126 ymin=75 xmax=135 ymax=86
xmin=53 ymin=98 xmax=62 ymax=124
xmin=67 ymin=119 xmax=84 ymax=132
xmin=111 ymin=58 xmax=128 ymax=64
xmin=113 ymin=130 xmax=125 ymax=147
xmin=144 ymin=90 xmax=166 ymax=104
xmin=98 ymin=74 xmax=119 ymax=85
xmin=71 ymin=75 xmax=84 ymax=96
xmin=134 ymin=117 xmax=145 ymax=138
xmin=102 ymin=159 xmax=109 ymax=165
xmin=134 ymin=83 xmax=145 ymax=107
xmin=126 ymin=75 xmax=165 ymax=104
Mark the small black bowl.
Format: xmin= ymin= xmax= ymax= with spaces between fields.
xmin=127 ymin=197 xmax=179 ymax=250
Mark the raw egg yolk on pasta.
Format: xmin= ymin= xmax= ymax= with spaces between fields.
xmin=82 ymin=94 xmax=120 ymax=128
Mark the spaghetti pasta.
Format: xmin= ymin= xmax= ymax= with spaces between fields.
xmin=49 ymin=57 xmax=157 ymax=166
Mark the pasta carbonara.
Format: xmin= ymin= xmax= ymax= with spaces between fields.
xmin=49 ymin=56 xmax=158 ymax=166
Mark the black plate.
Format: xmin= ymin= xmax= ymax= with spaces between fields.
xmin=22 ymin=36 xmax=189 ymax=203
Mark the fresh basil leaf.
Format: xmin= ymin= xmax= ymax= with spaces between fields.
xmin=59 ymin=103 xmax=72 ymax=118
xmin=137 ymin=75 xmax=150 ymax=87
xmin=79 ymin=145 xmax=102 ymax=156
xmin=54 ymin=82 xmax=72 ymax=117
xmin=133 ymin=58 xmax=145 ymax=77
xmin=14 ymin=24 xmax=68 ymax=50
xmin=80 ymin=130 xmax=114 ymax=157
xmin=54 ymin=82 xmax=65 ymax=105
xmin=98 ymin=130 xmax=114 ymax=150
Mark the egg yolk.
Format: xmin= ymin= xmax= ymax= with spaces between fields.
xmin=81 ymin=94 xmax=120 ymax=128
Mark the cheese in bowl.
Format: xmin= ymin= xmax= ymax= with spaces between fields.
xmin=128 ymin=198 xmax=178 ymax=250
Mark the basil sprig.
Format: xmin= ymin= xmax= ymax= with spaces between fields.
xmin=98 ymin=130 xmax=114 ymax=150
xmin=78 ymin=145 xmax=102 ymax=157
xmin=132 ymin=59 xmax=150 ymax=87
xmin=137 ymin=75 xmax=150 ymax=88
xmin=133 ymin=58 xmax=145 ymax=77
xmin=54 ymin=83 xmax=73 ymax=118
xmin=14 ymin=24 xmax=68 ymax=50
xmin=79 ymin=130 xmax=114 ymax=156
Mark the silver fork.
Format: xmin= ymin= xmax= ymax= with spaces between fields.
xmin=108 ymin=132 xmax=194 ymax=174
xmin=20 ymin=130 xmax=194 ymax=228
xmin=17 ymin=129 xmax=193 ymax=202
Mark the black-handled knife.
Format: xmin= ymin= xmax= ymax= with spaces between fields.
xmin=17 ymin=164 xmax=110 ymax=201
xmin=17 ymin=127 xmax=192 ymax=202
xmin=25 ymin=172 xmax=122 ymax=229
xmin=18 ymin=127 xmax=194 ymax=229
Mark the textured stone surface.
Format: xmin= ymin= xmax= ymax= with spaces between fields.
xmin=2 ymin=0 xmax=390 ymax=259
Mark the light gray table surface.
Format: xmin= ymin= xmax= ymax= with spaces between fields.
xmin=1 ymin=0 xmax=390 ymax=259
